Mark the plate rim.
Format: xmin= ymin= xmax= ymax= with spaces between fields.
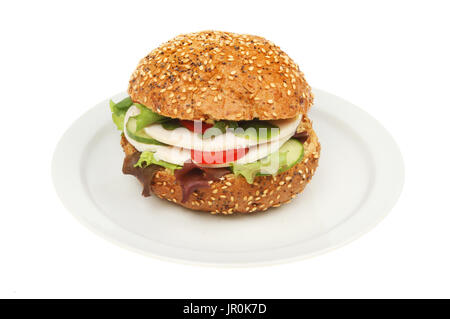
xmin=52 ymin=88 xmax=405 ymax=267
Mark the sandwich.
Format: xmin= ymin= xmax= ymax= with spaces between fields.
xmin=109 ymin=31 xmax=320 ymax=214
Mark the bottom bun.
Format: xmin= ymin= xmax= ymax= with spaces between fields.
xmin=120 ymin=115 xmax=320 ymax=214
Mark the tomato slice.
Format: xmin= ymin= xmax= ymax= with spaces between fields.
xmin=191 ymin=148 xmax=249 ymax=164
xmin=180 ymin=120 xmax=213 ymax=134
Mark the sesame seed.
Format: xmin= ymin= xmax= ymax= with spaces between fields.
xmin=267 ymin=99 xmax=274 ymax=104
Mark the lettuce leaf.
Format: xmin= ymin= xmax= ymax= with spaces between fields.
xmin=231 ymin=149 xmax=288 ymax=183
xmin=109 ymin=98 xmax=133 ymax=131
xmin=133 ymin=104 xmax=168 ymax=131
xmin=109 ymin=97 xmax=169 ymax=132
xmin=134 ymin=151 xmax=181 ymax=172
xmin=161 ymin=119 xmax=182 ymax=130
xmin=231 ymin=161 xmax=261 ymax=184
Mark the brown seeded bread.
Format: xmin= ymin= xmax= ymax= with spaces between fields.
xmin=128 ymin=31 xmax=314 ymax=121
xmin=120 ymin=115 xmax=320 ymax=214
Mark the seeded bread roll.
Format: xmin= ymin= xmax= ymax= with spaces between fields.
xmin=128 ymin=30 xmax=314 ymax=121
xmin=120 ymin=116 xmax=320 ymax=214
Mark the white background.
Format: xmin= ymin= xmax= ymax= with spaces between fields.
xmin=1 ymin=0 xmax=449 ymax=298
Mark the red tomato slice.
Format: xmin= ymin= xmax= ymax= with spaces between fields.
xmin=180 ymin=120 xmax=213 ymax=134
xmin=191 ymin=148 xmax=249 ymax=164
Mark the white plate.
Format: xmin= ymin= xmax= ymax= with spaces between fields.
xmin=52 ymin=89 xmax=404 ymax=266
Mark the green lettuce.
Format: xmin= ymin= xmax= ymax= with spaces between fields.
xmin=134 ymin=151 xmax=181 ymax=172
xmin=110 ymin=97 xmax=133 ymax=131
xmin=231 ymin=161 xmax=260 ymax=184
xmin=161 ymin=119 xmax=182 ymax=130
xmin=231 ymin=149 xmax=288 ymax=184
xmin=133 ymin=104 xmax=168 ymax=131
xmin=109 ymin=97 xmax=170 ymax=131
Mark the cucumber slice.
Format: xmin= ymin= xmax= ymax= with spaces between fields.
xmin=259 ymin=139 xmax=304 ymax=175
xmin=278 ymin=138 xmax=304 ymax=173
xmin=126 ymin=118 xmax=166 ymax=145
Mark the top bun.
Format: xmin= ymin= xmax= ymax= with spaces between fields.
xmin=128 ymin=31 xmax=313 ymax=121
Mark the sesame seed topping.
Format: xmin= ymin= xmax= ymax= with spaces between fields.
xmin=129 ymin=31 xmax=311 ymax=121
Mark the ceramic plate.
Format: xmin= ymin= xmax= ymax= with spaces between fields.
xmin=52 ymin=89 xmax=404 ymax=266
